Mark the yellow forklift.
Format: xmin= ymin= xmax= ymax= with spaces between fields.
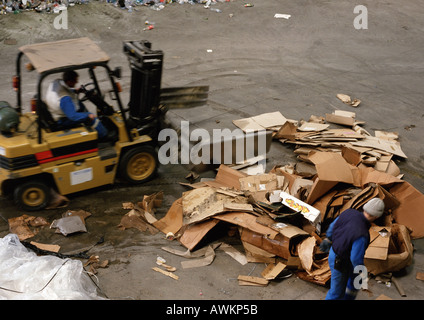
xmin=0 ymin=37 xmax=208 ymax=211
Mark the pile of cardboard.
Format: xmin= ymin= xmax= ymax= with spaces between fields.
xmin=148 ymin=164 xmax=328 ymax=285
xmin=144 ymin=109 xmax=422 ymax=286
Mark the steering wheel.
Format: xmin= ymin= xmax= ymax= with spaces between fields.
xmin=78 ymin=82 xmax=98 ymax=102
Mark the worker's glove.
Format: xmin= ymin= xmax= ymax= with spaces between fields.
xmin=319 ymin=238 xmax=332 ymax=253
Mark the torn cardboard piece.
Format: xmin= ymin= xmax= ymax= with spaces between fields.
xmin=298 ymin=236 xmax=316 ymax=272
xmin=242 ymin=240 xmax=276 ymax=263
xmin=352 ymin=135 xmax=407 ymax=159
xmin=309 ymin=151 xmax=358 ymax=185
xmin=237 ymin=275 xmax=269 ymax=286
xmin=153 ymin=198 xmax=183 ymax=235
xmin=138 ymin=191 xmax=163 ymax=215
xmin=8 ymin=215 xmax=49 ymax=241
xmin=364 ymin=227 xmax=391 ymax=261
xmin=336 ymin=93 xmax=361 ymax=107
xmin=179 ymin=219 xmax=220 ymax=251
xmin=389 ymin=181 xmax=424 ymax=239
xmin=239 ymin=226 xmax=307 ymax=260
xmin=29 ymin=241 xmax=60 ymax=253
xmin=162 ymin=242 xmax=218 ymax=259
xmin=203 ymin=164 xmax=247 ymax=190
xmin=233 ymin=111 xmax=287 ymax=133
xmin=181 ymin=244 xmax=219 ymax=269
xmin=220 ymin=243 xmax=248 ymax=265
xmin=152 ymin=267 xmax=179 ymax=280
xmin=214 ymin=212 xmax=279 ymax=239
xmin=84 ymin=255 xmax=109 ymax=274
xmin=239 ymin=173 xmax=278 ymax=192
xmin=298 ymin=122 xmax=329 ymax=132
xmin=118 ymin=208 xmax=158 ymax=234
xmin=261 ymin=262 xmax=287 ymax=280
xmin=274 ymin=121 xmax=298 ymax=140
xmin=325 ymin=110 xmax=356 ymax=126
xmin=181 ymin=186 xmax=249 ymax=225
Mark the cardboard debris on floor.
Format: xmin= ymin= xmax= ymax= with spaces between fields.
xmin=118 ymin=192 xmax=163 ymax=235
xmin=336 ymin=93 xmax=361 ymax=108
xmin=8 ymin=215 xmax=49 ymax=241
xmin=135 ymin=109 xmax=423 ymax=287
xmin=84 ymin=255 xmax=109 ymax=275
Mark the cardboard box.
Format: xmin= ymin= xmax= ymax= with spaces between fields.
xmin=364 ymin=224 xmax=413 ymax=275
xmin=389 ymin=181 xmax=424 ymax=239
xmin=364 ymin=226 xmax=391 ymax=261
xmin=280 ymin=192 xmax=321 ymax=225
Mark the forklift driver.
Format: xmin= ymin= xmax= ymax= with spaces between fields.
xmin=45 ymin=70 xmax=108 ymax=139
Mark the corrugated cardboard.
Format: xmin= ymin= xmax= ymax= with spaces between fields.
xmin=280 ymin=192 xmax=321 ymax=224
xmin=308 ymin=151 xmax=357 ymax=185
xmin=214 ymin=212 xmax=279 ymax=239
xmin=352 ymin=136 xmax=407 ymax=159
xmin=239 ymin=173 xmax=278 ymax=192
xmin=203 ymin=164 xmax=247 ymax=190
xmin=364 ymin=224 xmax=413 ymax=275
xmin=153 ymin=198 xmax=183 ymax=235
xmin=233 ymin=111 xmax=287 ymax=133
xmin=325 ymin=112 xmax=355 ymax=126
xmin=240 ymin=228 xmax=292 ymax=260
xmin=274 ymin=121 xmax=297 ymax=140
xmin=390 ymin=182 xmax=424 ymax=239
xmin=306 ymin=151 xmax=365 ymax=205
xmin=364 ymin=227 xmax=391 ymax=260
xmin=179 ymin=219 xmax=220 ymax=251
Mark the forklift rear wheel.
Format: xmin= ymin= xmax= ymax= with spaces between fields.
xmin=119 ymin=145 xmax=158 ymax=184
xmin=14 ymin=180 xmax=51 ymax=211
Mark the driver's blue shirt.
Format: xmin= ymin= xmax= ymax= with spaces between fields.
xmin=59 ymin=96 xmax=91 ymax=122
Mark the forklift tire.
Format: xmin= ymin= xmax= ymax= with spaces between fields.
xmin=119 ymin=145 xmax=158 ymax=184
xmin=13 ymin=180 xmax=51 ymax=212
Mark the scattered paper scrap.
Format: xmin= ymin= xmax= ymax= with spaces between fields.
xmin=337 ymin=93 xmax=361 ymax=107
xmin=156 ymin=256 xmax=177 ymax=272
xmin=274 ymin=13 xmax=291 ymax=19
xmin=84 ymin=255 xmax=109 ymax=274
xmin=152 ymin=267 xmax=179 ymax=280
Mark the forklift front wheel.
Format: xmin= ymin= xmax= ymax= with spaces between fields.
xmin=14 ymin=180 xmax=51 ymax=211
xmin=119 ymin=145 xmax=158 ymax=184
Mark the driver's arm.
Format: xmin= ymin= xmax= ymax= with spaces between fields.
xmin=60 ymin=96 xmax=93 ymax=122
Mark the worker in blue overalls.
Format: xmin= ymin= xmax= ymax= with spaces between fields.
xmin=320 ymin=198 xmax=385 ymax=300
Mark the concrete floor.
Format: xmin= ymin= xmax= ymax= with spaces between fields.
xmin=0 ymin=0 xmax=423 ymax=303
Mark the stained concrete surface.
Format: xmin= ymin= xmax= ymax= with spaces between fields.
xmin=0 ymin=0 xmax=423 ymax=302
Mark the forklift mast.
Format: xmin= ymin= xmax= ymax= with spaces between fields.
xmin=123 ymin=40 xmax=163 ymax=131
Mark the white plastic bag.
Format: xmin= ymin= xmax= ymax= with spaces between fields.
xmin=0 ymin=234 xmax=104 ymax=300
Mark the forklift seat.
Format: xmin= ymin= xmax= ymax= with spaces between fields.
xmin=37 ymin=101 xmax=75 ymax=132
